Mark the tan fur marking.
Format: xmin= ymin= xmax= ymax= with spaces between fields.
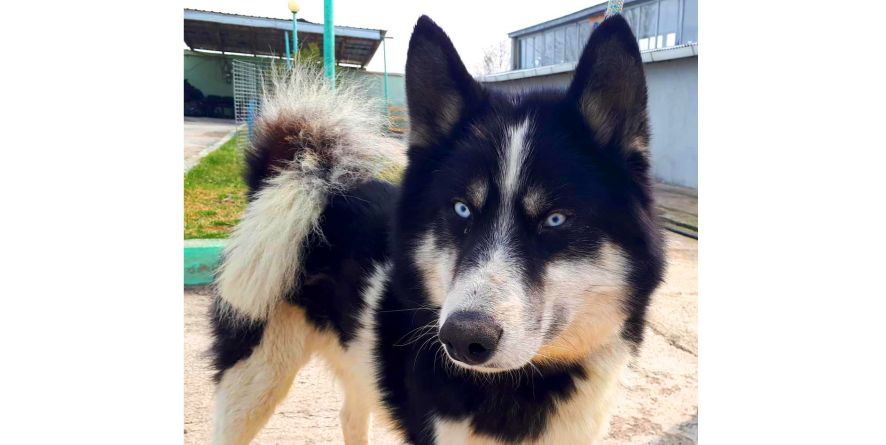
xmin=580 ymin=91 xmax=617 ymax=147
xmin=413 ymin=231 xmax=455 ymax=306
xmin=467 ymin=179 xmax=488 ymax=210
xmin=534 ymin=243 xmax=629 ymax=366
xmin=409 ymin=96 xmax=462 ymax=148
xmin=522 ymin=187 xmax=548 ymax=218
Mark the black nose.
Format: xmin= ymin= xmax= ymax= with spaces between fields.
xmin=439 ymin=311 xmax=503 ymax=365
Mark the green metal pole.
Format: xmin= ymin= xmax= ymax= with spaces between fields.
xmin=323 ymin=0 xmax=335 ymax=84
xmin=292 ymin=12 xmax=298 ymax=59
xmin=383 ymin=37 xmax=389 ymax=122
xmin=284 ymin=31 xmax=292 ymax=69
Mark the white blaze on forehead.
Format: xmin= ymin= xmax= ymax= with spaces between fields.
xmin=490 ymin=118 xmax=533 ymax=246
xmin=498 ymin=119 xmax=533 ymax=208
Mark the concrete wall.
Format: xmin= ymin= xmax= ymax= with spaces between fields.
xmin=483 ymin=56 xmax=698 ymax=189
xmin=644 ymin=56 xmax=697 ymax=188
xmin=185 ymin=52 xmax=231 ymax=97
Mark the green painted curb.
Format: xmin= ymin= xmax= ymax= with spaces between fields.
xmin=184 ymin=239 xmax=226 ymax=286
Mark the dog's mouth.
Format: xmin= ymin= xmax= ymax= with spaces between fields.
xmin=440 ymin=345 xmax=506 ymax=373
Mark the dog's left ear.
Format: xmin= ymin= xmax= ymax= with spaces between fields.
xmin=569 ymin=15 xmax=649 ymax=155
xmin=405 ymin=15 xmax=481 ymax=148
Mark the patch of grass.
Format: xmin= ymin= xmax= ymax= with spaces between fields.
xmin=184 ymin=137 xmax=247 ymax=239
xmin=184 ymin=133 xmax=406 ymax=240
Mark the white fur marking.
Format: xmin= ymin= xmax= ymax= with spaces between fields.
xmin=498 ymin=119 xmax=532 ymax=206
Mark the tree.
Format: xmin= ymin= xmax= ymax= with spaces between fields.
xmin=476 ymin=40 xmax=511 ymax=76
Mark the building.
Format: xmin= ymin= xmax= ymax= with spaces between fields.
xmin=480 ymin=0 xmax=698 ymax=189
xmin=183 ymin=9 xmax=405 ymax=123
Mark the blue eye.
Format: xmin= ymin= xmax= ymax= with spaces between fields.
xmin=453 ymin=201 xmax=471 ymax=218
xmin=544 ymin=212 xmax=566 ymax=227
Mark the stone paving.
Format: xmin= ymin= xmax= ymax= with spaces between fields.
xmin=184 ymin=117 xmax=239 ymax=173
xmin=183 ymin=228 xmax=697 ymax=444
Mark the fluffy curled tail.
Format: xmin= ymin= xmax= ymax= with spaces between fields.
xmin=216 ymin=67 xmax=405 ymax=322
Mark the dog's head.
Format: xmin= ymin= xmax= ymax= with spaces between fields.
xmin=396 ymin=15 xmax=664 ymax=373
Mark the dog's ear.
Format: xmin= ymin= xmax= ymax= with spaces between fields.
xmin=405 ymin=15 xmax=481 ymax=148
xmin=569 ymin=15 xmax=649 ymax=156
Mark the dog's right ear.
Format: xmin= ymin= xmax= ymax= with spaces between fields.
xmin=405 ymin=15 xmax=481 ymax=148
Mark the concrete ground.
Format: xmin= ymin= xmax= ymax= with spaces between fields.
xmin=184 ymin=227 xmax=697 ymax=444
xmin=654 ymin=183 xmax=698 ymax=240
xmin=184 ymin=117 xmax=239 ymax=172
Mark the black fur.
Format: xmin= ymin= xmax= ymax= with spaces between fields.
xmin=292 ymin=180 xmax=398 ymax=345
xmin=210 ymin=14 xmax=665 ymax=444
xmin=208 ymin=299 xmax=266 ymax=383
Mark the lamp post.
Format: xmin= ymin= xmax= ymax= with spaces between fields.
xmin=382 ymin=36 xmax=392 ymax=123
xmin=288 ymin=1 xmax=300 ymax=60
xmin=323 ymin=0 xmax=335 ymax=85
xmin=284 ymin=31 xmax=292 ymax=69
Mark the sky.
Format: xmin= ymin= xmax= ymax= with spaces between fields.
xmin=184 ymin=0 xmax=606 ymax=74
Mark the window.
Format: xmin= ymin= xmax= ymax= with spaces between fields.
xmin=543 ymin=30 xmax=555 ymax=65
xmin=554 ymin=27 xmax=566 ymax=64
xmin=565 ymin=23 xmax=578 ymax=62
xmin=578 ymin=21 xmax=591 ymax=49
xmin=624 ymin=0 xmax=683 ymax=50
xmin=658 ymin=0 xmax=680 ymax=48
xmin=514 ymin=1 xmax=686 ymax=70
xmin=520 ymin=37 xmax=534 ymax=69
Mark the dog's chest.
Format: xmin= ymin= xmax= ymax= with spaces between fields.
xmin=430 ymin=346 xmax=632 ymax=445
xmin=429 ymin=378 xmax=607 ymax=445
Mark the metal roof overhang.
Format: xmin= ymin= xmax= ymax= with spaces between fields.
xmin=184 ymin=9 xmax=385 ymax=67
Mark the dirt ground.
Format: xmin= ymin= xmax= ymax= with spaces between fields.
xmin=184 ymin=232 xmax=697 ymax=444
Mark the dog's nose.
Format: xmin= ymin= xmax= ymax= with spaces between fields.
xmin=440 ymin=311 xmax=503 ymax=365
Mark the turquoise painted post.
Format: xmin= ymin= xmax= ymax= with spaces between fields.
xmin=292 ymin=12 xmax=298 ymax=58
xmin=284 ymin=31 xmax=292 ymax=69
xmin=605 ymin=0 xmax=625 ymax=17
xmin=323 ymin=0 xmax=335 ymax=85
xmin=383 ymin=37 xmax=389 ymax=123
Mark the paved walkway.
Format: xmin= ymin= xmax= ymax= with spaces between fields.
xmin=184 ymin=117 xmax=239 ymax=173
xmin=183 ymin=231 xmax=697 ymax=444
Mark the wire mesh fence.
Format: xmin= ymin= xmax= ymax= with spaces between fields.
xmin=232 ymin=59 xmax=280 ymax=152
xmin=233 ymin=58 xmax=408 ymax=151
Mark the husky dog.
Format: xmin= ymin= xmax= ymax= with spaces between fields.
xmin=209 ymin=14 xmax=664 ymax=445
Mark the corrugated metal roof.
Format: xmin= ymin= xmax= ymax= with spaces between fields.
xmin=184 ymin=8 xmax=385 ymax=67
